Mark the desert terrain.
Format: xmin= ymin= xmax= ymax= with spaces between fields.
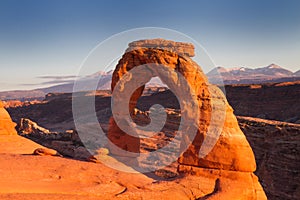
xmin=4 ymin=80 xmax=299 ymax=199
xmin=1 ymin=39 xmax=299 ymax=200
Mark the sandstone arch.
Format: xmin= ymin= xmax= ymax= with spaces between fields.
xmin=107 ymin=39 xmax=256 ymax=172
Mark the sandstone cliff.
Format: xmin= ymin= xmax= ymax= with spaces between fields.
xmin=239 ymin=116 xmax=300 ymax=200
xmin=225 ymin=81 xmax=300 ymax=123
xmin=0 ymin=100 xmax=17 ymax=135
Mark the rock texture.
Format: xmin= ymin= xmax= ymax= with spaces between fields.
xmin=0 ymin=101 xmax=47 ymax=155
xmin=0 ymin=134 xmax=46 ymax=155
xmin=109 ymin=39 xmax=255 ymax=169
xmin=225 ymin=81 xmax=300 ymax=123
xmin=18 ymin=118 xmax=81 ymax=142
xmin=6 ymin=84 xmax=299 ymax=199
xmin=0 ymin=100 xmax=17 ymax=135
xmin=7 ymin=90 xmax=112 ymax=132
xmin=106 ymin=39 xmax=266 ymax=199
xmin=0 ymin=153 xmax=265 ymax=200
xmin=239 ymin=116 xmax=300 ymax=200
xmin=18 ymin=118 xmax=91 ymax=160
xmin=127 ymin=38 xmax=195 ymax=57
xmin=19 ymin=118 xmax=51 ymax=135
xmin=33 ymin=148 xmax=62 ymax=157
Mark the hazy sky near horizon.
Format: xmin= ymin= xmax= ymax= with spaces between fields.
xmin=0 ymin=0 xmax=300 ymax=91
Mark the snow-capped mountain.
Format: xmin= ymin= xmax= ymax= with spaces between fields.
xmin=1 ymin=64 xmax=299 ymax=100
xmin=294 ymin=70 xmax=300 ymax=77
xmin=207 ymin=64 xmax=299 ymax=84
xmin=87 ymin=70 xmax=114 ymax=78
xmin=0 ymin=70 xmax=166 ymax=100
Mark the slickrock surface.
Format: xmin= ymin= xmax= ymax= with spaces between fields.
xmin=0 ymin=134 xmax=45 ymax=155
xmin=238 ymin=116 xmax=300 ymax=200
xmin=0 ymin=101 xmax=50 ymax=155
xmin=0 ymin=101 xmax=17 ymax=135
xmin=0 ymin=153 xmax=264 ymax=200
xmin=5 ymin=88 xmax=299 ymax=200
xmin=0 ymin=112 xmax=266 ymax=200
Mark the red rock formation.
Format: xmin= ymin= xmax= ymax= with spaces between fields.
xmin=106 ymin=39 xmax=266 ymax=199
xmin=0 ymin=101 xmax=47 ymax=155
xmin=6 ymin=85 xmax=298 ymax=199
xmin=17 ymin=118 xmax=91 ymax=160
xmin=109 ymin=39 xmax=255 ymax=170
xmin=0 ymin=101 xmax=17 ymax=135
xmin=127 ymin=38 xmax=195 ymax=57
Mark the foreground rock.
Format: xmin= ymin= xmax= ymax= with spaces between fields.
xmin=0 ymin=100 xmax=17 ymax=135
xmin=6 ymin=86 xmax=299 ymax=199
xmin=33 ymin=148 xmax=62 ymax=157
xmin=18 ymin=118 xmax=91 ymax=160
xmin=0 ymin=108 xmax=265 ymax=199
xmin=0 ymin=101 xmax=49 ymax=154
xmin=0 ymin=153 xmax=265 ymax=200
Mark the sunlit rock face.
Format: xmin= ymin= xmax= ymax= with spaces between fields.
xmin=0 ymin=101 xmax=17 ymax=135
xmin=109 ymin=39 xmax=255 ymax=170
xmin=103 ymin=39 xmax=266 ymax=199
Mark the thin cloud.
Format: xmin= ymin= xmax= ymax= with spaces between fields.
xmin=20 ymin=80 xmax=74 ymax=86
xmin=37 ymin=75 xmax=78 ymax=80
xmin=19 ymin=74 xmax=79 ymax=86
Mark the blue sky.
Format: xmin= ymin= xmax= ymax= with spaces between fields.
xmin=0 ymin=0 xmax=300 ymax=91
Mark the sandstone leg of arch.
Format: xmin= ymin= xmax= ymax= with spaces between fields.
xmin=107 ymin=117 xmax=141 ymax=155
xmin=178 ymin=165 xmax=267 ymax=199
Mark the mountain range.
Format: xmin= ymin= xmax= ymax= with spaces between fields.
xmin=207 ymin=63 xmax=300 ymax=84
xmin=1 ymin=63 xmax=299 ymax=100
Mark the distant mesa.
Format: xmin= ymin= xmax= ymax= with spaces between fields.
xmin=207 ymin=63 xmax=299 ymax=84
